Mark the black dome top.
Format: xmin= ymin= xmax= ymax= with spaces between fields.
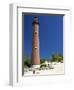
xmin=32 ymin=17 xmax=40 ymax=25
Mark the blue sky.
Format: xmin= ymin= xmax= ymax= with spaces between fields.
xmin=23 ymin=14 xmax=63 ymax=59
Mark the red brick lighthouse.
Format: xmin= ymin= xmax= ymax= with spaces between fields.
xmin=31 ymin=17 xmax=40 ymax=68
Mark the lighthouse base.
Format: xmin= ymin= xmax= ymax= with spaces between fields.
xmin=32 ymin=65 xmax=40 ymax=68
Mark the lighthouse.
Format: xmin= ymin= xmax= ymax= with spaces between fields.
xmin=31 ymin=17 xmax=40 ymax=68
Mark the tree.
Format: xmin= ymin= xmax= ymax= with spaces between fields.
xmin=40 ymin=58 xmax=45 ymax=64
xmin=51 ymin=53 xmax=63 ymax=62
xmin=24 ymin=54 xmax=31 ymax=67
xmin=24 ymin=59 xmax=31 ymax=67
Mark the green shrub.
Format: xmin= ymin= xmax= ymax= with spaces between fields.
xmin=40 ymin=64 xmax=47 ymax=68
xmin=24 ymin=59 xmax=31 ymax=67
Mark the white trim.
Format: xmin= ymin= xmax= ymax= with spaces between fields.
xmin=9 ymin=3 xmax=71 ymax=86
xmin=9 ymin=4 xmax=18 ymax=86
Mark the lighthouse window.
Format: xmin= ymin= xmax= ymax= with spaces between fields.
xmin=34 ymin=32 xmax=37 ymax=34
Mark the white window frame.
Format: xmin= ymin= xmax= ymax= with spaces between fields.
xmin=9 ymin=3 xmax=71 ymax=86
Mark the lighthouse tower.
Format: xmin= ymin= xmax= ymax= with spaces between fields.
xmin=31 ymin=17 xmax=40 ymax=68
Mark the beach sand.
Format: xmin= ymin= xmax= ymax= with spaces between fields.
xmin=24 ymin=62 xmax=64 ymax=76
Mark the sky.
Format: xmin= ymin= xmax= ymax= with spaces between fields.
xmin=23 ymin=14 xmax=63 ymax=59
